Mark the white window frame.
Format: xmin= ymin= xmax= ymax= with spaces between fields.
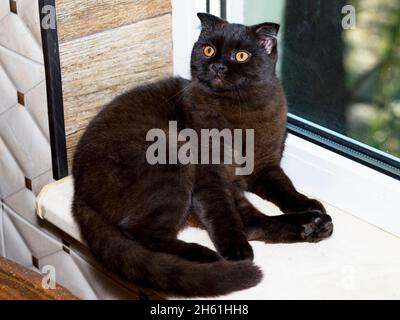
xmin=171 ymin=0 xmax=400 ymax=237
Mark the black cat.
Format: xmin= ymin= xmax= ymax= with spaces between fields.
xmin=72 ymin=13 xmax=333 ymax=297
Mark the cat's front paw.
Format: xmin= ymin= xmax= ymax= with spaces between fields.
xmin=300 ymin=212 xmax=333 ymax=242
xmin=218 ymin=237 xmax=254 ymax=261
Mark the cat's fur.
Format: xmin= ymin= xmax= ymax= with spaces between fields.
xmin=72 ymin=13 xmax=333 ymax=297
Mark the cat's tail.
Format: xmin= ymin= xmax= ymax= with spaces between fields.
xmin=73 ymin=198 xmax=262 ymax=297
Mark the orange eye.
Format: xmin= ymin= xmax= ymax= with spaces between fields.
xmin=203 ymin=45 xmax=216 ymax=57
xmin=235 ymin=51 xmax=250 ymax=62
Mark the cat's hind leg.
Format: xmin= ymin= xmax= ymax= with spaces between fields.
xmin=116 ymin=165 xmax=221 ymax=263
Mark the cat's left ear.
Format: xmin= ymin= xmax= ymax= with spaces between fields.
xmin=197 ymin=13 xmax=226 ymax=31
xmin=250 ymin=23 xmax=280 ymax=54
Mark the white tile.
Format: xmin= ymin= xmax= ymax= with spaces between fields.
xmin=25 ymin=81 xmax=50 ymax=140
xmin=70 ymin=250 xmax=137 ymax=300
xmin=0 ymin=45 xmax=44 ymax=93
xmin=2 ymin=208 xmax=32 ymax=267
xmin=32 ymin=169 xmax=54 ymax=196
xmin=0 ymin=105 xmax=52 ymax=179
xmin=0 ymin=14 xmax=43 ymax=63
xmin=17 ymin=0 xmax=42 ymax=46
xmin=4 ymin=188 xmax=38 ymax=225
xmin=0 ymin=137 xmax=25 ymax=198
xmin=4 ymin=205 xmax=61 ymax=259
xmin=0 ymin=63 xmax=17 ymax=115
xmin=0 ymin=203 xmax=4 ymax=257
xmin=40 ymin=251 xmax=98 ymax=300
xmin=0 ymin=2 xmax=9 ymax=22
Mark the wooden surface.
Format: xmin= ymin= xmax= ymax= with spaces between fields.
xmin=0 ymin=256 xmax=77 ymax=300
xmin=56 ymin=0 xmax=173 ymax=170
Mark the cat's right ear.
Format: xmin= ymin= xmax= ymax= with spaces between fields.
xmin=250 ymin=22 xmax=280 ymax=55
xmin=197 ymin=13 xmax=226 ymax=31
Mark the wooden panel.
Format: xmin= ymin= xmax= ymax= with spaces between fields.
xmin=60 ymin=14 xmax=173 ymax=168
xmin=0 ymin=256 xmax=77 ymax=300
xmin=56 ymin=0 xmax=171 ymax=42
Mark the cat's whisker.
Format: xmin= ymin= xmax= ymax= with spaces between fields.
xmin=165 ymin=82 xmax=193 ymax=106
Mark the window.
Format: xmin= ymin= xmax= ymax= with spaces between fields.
xmin=207 ymin=0 xmax=400 ymax=179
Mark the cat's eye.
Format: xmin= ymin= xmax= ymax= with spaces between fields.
xmin=203 ymin=45 xmax=216 ymax=58
xmin=235 ymin=51 xmax=251 ymax=63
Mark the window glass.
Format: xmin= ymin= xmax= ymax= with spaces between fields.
xmin=241 ymin=0 xmax=400 ymax=158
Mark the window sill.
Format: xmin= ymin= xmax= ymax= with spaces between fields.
xmin=36 ymin=140 xmax=400 ymax=299
xmin=179 ymin=194 xmax=400 ymax=299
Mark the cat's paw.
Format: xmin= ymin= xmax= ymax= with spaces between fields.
xmin=300 ymin=212 xmax=333 ymax=242
xmin=218 ymin=238 xmax=254 ymax=261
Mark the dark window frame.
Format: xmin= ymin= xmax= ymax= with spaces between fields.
xmin=206 ymin=0 xmax=227 ymax=19
xmin=39 ymin=0 xmax=68 ymax=180
xmin=288 ymin=114 xmax=400 ymax=180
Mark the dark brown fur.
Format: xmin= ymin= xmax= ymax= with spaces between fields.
xmin=72 ymin=13 xmax=333 ymax=297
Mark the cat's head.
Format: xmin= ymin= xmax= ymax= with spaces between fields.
xmin=191 ymin=13 xmax=280 ymax=92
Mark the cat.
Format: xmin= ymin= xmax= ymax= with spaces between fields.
xmin=72 ymin=13 xmax=333 ymax=297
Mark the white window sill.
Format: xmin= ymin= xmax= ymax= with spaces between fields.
xmin=178 ymin=194 xmax=400 ymax=299
xmin=36 ymin=136 xmax=400 ymax=299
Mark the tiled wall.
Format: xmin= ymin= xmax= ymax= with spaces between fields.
xmin=55 ymin=0 xmax=174 ymax=170
xmin=0 ymin=0 xmax=149 ymax=300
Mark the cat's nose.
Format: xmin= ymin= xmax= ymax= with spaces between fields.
xmin=211 ymin=62 xmax=228 ymax=74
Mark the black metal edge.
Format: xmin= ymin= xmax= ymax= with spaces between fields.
xmin=287 ymin=114 xmax=400 ymax=181
xmin=206 ymin=0 xmax=210 ymax=14
xmin=39 ymin=0 xmax=68 ymax=180
xmin=220 ymin=0 xmax=227 ymax=19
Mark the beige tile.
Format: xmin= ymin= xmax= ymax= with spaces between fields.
xmin=25 ymin=81 xmax=50 ymax=140
xmin=0 ymin=63 xmax=17 ymax=115
xmin=0 ymin=137 xmax=24 ymax=198
xmin=56 ymin=0 xmax=171 ymax=42
xmin=0 ymin=105 xmax=52 ymax=179
xmin=0 ymin=45 xmax=44 ymax=93
xmin=60 ymin=14 xmax=173 ymax=165
xmin=0 ymin=13 xmax=44 ymax=63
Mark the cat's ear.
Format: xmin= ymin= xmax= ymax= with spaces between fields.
xmin=250 ymin=23 xmax=280 ymax=55
xmin=197 ymin=13 xmax=226 ymax=31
